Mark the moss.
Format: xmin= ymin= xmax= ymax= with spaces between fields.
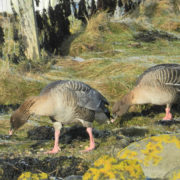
xmin=83 ymin=155 xmax=145 ymax=180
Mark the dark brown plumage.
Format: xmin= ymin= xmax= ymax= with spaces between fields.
xmin=112 ymin=63 xmax=180 ymax=121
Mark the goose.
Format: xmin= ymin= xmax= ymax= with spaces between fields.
xmin=112 ymin=64 xmax=180 ymax=122
xmin=9 ymin=80 xmax=110 ymax=154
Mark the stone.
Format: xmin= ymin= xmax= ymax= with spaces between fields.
xmin=0 ymin=156 xmax=88 ymax=179
xmin=83 ymin=155 xmax=145 ymax=180
xmin=64 ymin=175 xmax=82 ymax=180
xmin=117 ymin=134 xmax=180 ymax=179
xmin=164 ymin=166 xmax=180 ymax=180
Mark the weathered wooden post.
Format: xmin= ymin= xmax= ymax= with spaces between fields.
xmin=13 ymin=0 xmax=40 ymax=60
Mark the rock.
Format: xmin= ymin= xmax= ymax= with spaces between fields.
xmin=118 ymin=126 xmax=149 ymax=137
xmin=64 ymin=175 xmax=82 ymax=180
xmin=49 ymin=177 xmax=63 ymax=180
xmin=92 ymin=129 xmax=111 ymax=138
xmin=18 ymin=172 xmax=49 ymax=180
xmin=83 ymin=155 xmax=145 ymax=180
xmin=27 ymin=125 xmax=112 ymax=144
xmin=0 ymin=156 xmax=88 ymax=179
xmin=72 ymin=57 xmax=84 ymax=62
xmin=27 ymin=126 xmax=54 ymax=140
xmin=134 ymin=30 xmax=179 ymax=42
xmin=117 ymin=134 xmax=180 ymax=179
xmin=164 ymin=166 xmax=180 ymax=179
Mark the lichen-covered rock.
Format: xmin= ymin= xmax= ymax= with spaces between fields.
xmin=83 ymin=155 xmax=145 ymax=180
xmin=18 ymin=171 xmax=49 ymax=180
xmin=117 ymin=134 xmax=180 ymax=179
xmin=164 ymin=166 xmax=180 ymax=180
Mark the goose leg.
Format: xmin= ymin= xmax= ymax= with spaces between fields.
xmin=163 ymin=104 xmax=173 ymax=121
xmin=45 ymin=121 xmax=62 ymax=154
xmin=82 ymin=127 xmax=95 ymax=152
xmin=45 ymin=130 xmax=60 ymax=154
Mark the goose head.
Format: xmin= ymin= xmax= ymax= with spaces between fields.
xmin=112 ymin=100 xmax=130 ymax=118
xmin=9 ymin=110 xmax=29 ymax=135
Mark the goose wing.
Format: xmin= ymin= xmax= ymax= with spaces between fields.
xmin=40 ymin=80 xmax=109 ymax=111
xmin=64 ymin=80 xmax=109 ymax=111
xmin=136 ymin=64 xmax=180 ymax=91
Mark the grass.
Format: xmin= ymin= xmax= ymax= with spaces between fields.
xmin=0 ymin=62 xmax=45 ymax=105
xmin=0 ymin=1 xmax=180 ymax=160
xmin=1 ymin=7 xmax=180 ymax=117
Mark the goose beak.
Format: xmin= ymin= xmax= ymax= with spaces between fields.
xmin=9 ymin=129 xmax=13 ymax=136
xmin=110 ymin=114 xmax=117 ymax=123
xmin=107 ymin=115 xmax=117 ymax=124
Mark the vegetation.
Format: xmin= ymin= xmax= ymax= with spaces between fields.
xmin=0 ymin=0 xmax=180 ymax=168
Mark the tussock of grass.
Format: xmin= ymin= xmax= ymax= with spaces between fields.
xmin=135 ymin=0 xmax=180 ymax=32
xmin=69 ymin=12 xmax=112 ymax=56
xmin=0 ymin=69 xmax=45 ymax=105
xmin=16 ymin=58 xmax=52 ymax=74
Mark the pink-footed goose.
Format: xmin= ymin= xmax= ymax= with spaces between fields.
xmin=9 ymin=80 xmax=110 ymax=154
xmin=112 ymin=64 xmax=180 ymax=122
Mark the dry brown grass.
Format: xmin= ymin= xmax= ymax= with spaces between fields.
xmin=135 ymin=0 xmax=180 ymax=32
xmin=69 ymin=12 xmax=111 ymax=56
xmin=0 ymin=67 xmax=44 ymax=105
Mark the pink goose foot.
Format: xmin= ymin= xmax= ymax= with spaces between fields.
xmin=45 ymin=129 xmax=60 ymax=154
xmin=159 ymin=107 xmax=174 ymax=125
xmin=81 ymin=127 xmax=95 ymax=152
xmin=45 ymin=146 xmax=60 ymax=154
xmin=163 ymin=107 xmax=173 ymax=121
xmin=82 ymin=143 xmax=95 ymax=152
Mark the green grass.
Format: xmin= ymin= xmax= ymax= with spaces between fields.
xmin=0 ymin=68 xmax=45 ymax=105
xmin=0 ymin=7 xmax=180 ymax=145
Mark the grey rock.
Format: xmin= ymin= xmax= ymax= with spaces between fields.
xmin=64 ymin=175 xmax=82 ymax=180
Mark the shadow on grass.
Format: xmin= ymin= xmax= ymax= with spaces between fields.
xmin=60 ymin=32 xmax=82 ymax=56
xmin=119 ymin=104 xmax=180 ymax=126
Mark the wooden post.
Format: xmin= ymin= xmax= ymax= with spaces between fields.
xmin=16 ymin=0 xmax=40 ymax=60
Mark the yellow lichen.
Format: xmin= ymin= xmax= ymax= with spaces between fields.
xmin=83 ymin=155 xmax=145 ymax=180
xmin=119 ymin=160 xmax=145 ymax=179
xmin=117 ymin=149 xmax=138 ymax=160
xmin=171 ymin=172 xmax=180 ymax=180
xmin=118 ymin=135 xmax=180 ymax=167
xmin=141 ymin=141 xmax=163 ymax=166
xmin=18 ymin=172 xmax=49 ymax=180
xmin=151 ymin=135 xmax=180 ymax=149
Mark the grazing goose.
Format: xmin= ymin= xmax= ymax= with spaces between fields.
xmin=112 ymin=64 xmax=180 ymax=122
xmin=9 ymin=80 xmax=110 ymax=154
